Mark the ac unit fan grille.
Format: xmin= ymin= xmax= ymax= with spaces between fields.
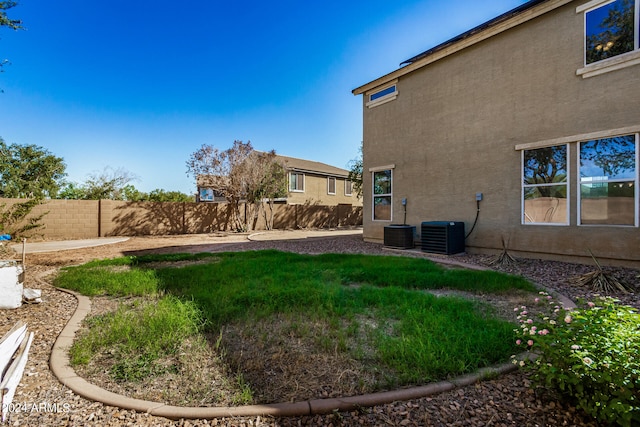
xmin=421 ymin=221 xmax=465 ymax=255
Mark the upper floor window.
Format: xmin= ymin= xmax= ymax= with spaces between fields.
xmin=579 ymin=134 xmax=638 ymax=225
xmin=370 ymin=85 xmax=396 ymax=102
xmin=198 ymin=188 xmax=225 ymax=202
xmin=522 ymin=145 xmax=569 ymax=225
xmin=583 ymin=0 xmax=638 ymax=65
xmin=366 ymin=80 xmax=398 ymax=108
xmin=199 ymin=188 xmax=214 ymax=202
xmin=289 ymin=172 xmax=304 ymax=192
xmin=327 ymin=177 xmax=336 ymax=195
xmin=345 ymin=180 xmax=353 ymax=196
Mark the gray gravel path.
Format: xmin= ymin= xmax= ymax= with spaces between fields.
xmin=2 ymin=232 xmax=637 ymax=426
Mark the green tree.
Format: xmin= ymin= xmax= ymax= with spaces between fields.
xmin=0 ymin=1 xmax=21 ymax=30
xmin=0 ymin=198 xmax=46 ymax=240
xmin=0 ymin=138 xmax=67 ymax=198
xmin=249 ymin=152 xmax=287 ymax=230
xmin=347 ymin=142 xmax=363 ymax=199
xmin=57 ymin=182 xmax=86 ymax=200
xmin=121 ymin=184 xmax=147 ymax=202
xmin=59 ymin=167 xmax=139 ymax=200
xmin=148 ymin=189 xmax=193 ymax=202
xmin=1 ymin=1 xmax=23 ymax=80
xmin=0 ymin=137 xmax=62 ymax=240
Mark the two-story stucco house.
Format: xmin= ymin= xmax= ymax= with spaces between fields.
xmin=353 ymin=0 xmax=640 ymax=266
xmin=198 ymin=154 xmax=360 ymax=207
xmin=278 ymin=154 xmax=361 ymax=206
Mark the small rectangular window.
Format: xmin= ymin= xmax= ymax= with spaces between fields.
xmin=585 ymin=0 xmax=637 ymax=65
xmin=328 ymin=177 xmax=336 ymax=195
xmin=579 ymin=134 xmax=637 ymax=225
xmin=370 ymin=85 xmax=396 ymax=102
xmin=199 ymin=188 xmax=214 ymax=202
xmin=373 ymin=170 xmax=392 ymax=221
xmin=289 ymin=172 xmax=304 ymax=192
xmin=366 ymin=82 xmax=398 ymax=108
xmin=522 ymin=145 xmax=569 ymax=224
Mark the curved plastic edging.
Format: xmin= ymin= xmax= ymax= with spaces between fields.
xmin=51 ymin=288 xmax=521 ymax=420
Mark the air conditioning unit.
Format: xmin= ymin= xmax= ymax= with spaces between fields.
xmin=421 ymin=221 xmax=465 ymax=255
xmin=384 ymin=225 xmax=416 ymax=249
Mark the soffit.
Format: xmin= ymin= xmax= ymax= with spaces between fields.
xmin=352 ymin=0 xmax=574 ymax=95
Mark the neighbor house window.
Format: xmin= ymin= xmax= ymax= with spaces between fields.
xmin=522 ymin=145 xmax=569 ymax=224
xmin=373 ymin=169 xmax=392 ymax=221
xmin=289 ymin=172 xmax=304 ymax=192
xmin=579 ymin=134 xmax=638 ymax=225
xmin=345 ymin=180 xmax=353 ymax=196
xmin=327 ymin=177 xmax=336 ymax=195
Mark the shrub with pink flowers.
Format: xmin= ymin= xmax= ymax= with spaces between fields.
xmin=513 ymin=293 xmax=640 ymax=427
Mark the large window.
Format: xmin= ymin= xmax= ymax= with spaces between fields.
xmin=583 ymin=0 xmax=638 ymax=65
xmin=373 ymin=169 xmax=392 ymax=221
xmin=289 ymin=172 xmax=304 ymax=192
xmin=579 ymin=134 xmax=638 ymax=225
xmin=522 ymin=145 xmax=569 ymax=224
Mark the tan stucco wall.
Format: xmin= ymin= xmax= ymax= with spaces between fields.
xmin=360 ymin=1 xmax=640 ymax=266
xmin=287 ymin=173 xmax=361 ymax=206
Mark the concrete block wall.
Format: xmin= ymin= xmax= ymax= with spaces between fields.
xmin=0 ymin=198 xmax=362 ymax=239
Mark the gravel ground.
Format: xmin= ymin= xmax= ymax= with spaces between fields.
xmin=1 ymin=232 xmax=638 ymax=426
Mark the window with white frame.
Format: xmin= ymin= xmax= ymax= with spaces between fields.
xmin=199 ymin=188 xmax=214 ymax=202
xmin=366 ymin=81 xmax=398 ymax=108
xmin=579 ymin=134 xmax=638 ymax=225
xmin=345 ymin=180 xmax=353 ymax=196
xmin=522 ymin=145 xmax=569 ymax=224
xmin=577 ymin=0 xmax=640 ymax=65
xmin=327 ymin=177 xmax=336 ymax=195
xmin=372 ymin=169 xmax=392 ymax=221
xmin=289 ymin=172 xmax=304 ymax=192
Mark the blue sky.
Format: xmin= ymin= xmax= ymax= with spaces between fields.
xmin=1 ymin=0 xmax=528 ymax=194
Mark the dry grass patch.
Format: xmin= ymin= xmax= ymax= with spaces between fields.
xmin=220 ymin=313 xmax=390 ymax=403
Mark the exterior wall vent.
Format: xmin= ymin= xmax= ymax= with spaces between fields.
xmin=421 ymin=221 xmax=465 ymax=255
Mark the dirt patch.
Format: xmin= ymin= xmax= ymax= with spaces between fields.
xmin=219 ymin=314 xmax=386 ymax=403
xmin=141 ymin=258 xmax=220 ymax=270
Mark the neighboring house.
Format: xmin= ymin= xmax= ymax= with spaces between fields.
xmin=197 ymin=154 xmax=361 ymax=207
xmin=352 ymin=0 xmax=640 ymax=266
xmin=278 ymin=154 xmax=361 ymax=206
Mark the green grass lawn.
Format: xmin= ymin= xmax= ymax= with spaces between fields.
xmin=55 ymin=250 xmax=538 ymax=402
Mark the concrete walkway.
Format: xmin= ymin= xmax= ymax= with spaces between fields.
xmin=10 ymin=237 xmax=130 ymax=254
xmin=9 ymin=228 xmax=363 ymax=254
xmin=248 ymin=228 xmax=363 ymax=241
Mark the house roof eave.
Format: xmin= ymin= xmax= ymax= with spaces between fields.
xmin=352 ymin=0 xmax=572 ymax=96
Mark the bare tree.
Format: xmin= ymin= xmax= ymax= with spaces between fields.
xmin=248 ymin=152 xmax=287 ymax=230
xmin=80 ymin=166 xmax=138 ymax=200
xmin=186 ymin=141 xmax=287 ymax=231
